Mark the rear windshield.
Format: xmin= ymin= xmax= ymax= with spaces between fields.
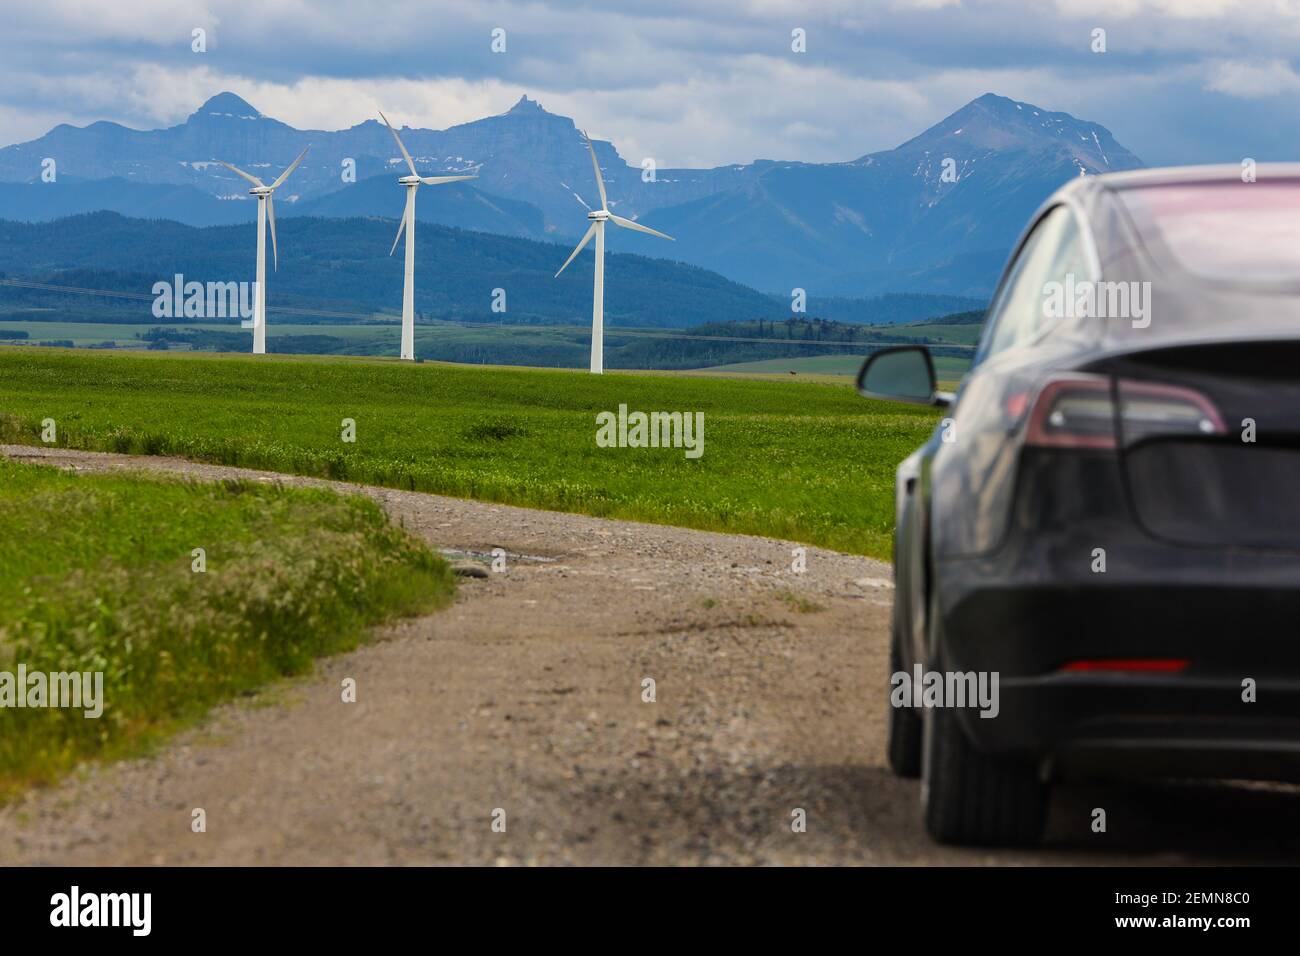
xmin=1119 ymin=180 xmax=1300 ymax=284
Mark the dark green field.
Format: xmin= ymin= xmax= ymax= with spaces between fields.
xmin=0 ymin=347 xmax=942 ymax=558
xmin=704 ymin=352 xmax=971 ymax=382
xmin=0 ymin=312 xmax=979 ymax=374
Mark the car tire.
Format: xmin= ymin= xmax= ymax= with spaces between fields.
xmin=919 ymin=590 xmax=1048 ymax=846
xmin=920 ymin=691 xmax=1047 ymax=847
xmin=887 ymin=636 xmax=922 ymax=778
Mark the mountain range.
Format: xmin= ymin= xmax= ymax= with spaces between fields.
xmin=0 ymin=91 xmax=1144 ymax=297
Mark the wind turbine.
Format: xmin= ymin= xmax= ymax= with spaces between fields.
xmin=380 ymin=111 xmax=476 ymax=361
xmin=218 ymin=147 xmax=310 ymax=354
xmin=556 ymin=131 xmax=673 ymax=374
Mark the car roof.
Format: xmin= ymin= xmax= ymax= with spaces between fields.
xmin=1085 ymin=162 xmax=1300 ymax=192
xmin=1040 ymin=163 xmax=1300 ymax=279
xmin=1040 ymin=163 xmax=1300 ymax=234
xmin=1009 ymin=164 xmax=1300 ymax=354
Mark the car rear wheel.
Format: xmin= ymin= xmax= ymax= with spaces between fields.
xmin=887 ymin=635 xmax=922 ymax=778
xmin=921 ymin=690 xmax=1048 ymax=846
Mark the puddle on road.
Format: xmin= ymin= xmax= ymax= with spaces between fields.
xmin=438 ymin=547 xmax=559 ymax=565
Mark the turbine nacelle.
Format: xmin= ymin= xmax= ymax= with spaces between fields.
xmin=214 ymin=145 xmax=311 ymax=354
xmin=556 ymin=128 xmax=675 ymax=374
xmin=379 ymin=108 xmax=476 ymax=361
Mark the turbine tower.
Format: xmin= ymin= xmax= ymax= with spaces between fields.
xmin=380 ymin=112 xmax=476 ymax=361
xmin=218 ymin=147 xmax=310 ymax=354
xmin=556 ymin=131 xmax=674 ymax=374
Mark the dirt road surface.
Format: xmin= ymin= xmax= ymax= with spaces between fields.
xmin=1 ymin=445 xmax=1295 ymax=865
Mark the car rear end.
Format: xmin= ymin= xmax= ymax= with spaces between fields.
xmin=937 ymin=170 xmax=1300 ymax=783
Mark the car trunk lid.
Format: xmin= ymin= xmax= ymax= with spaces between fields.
xmin=1095 ymin=341 xmax=1300 ymax=550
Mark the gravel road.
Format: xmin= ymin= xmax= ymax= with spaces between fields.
xmin=1 ymin=445 xmax=1295 ymax=865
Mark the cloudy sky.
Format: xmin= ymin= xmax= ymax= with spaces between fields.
xmin=2 ymin=0 xmax=1299 ymax=169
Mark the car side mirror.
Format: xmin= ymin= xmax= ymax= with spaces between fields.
xmin=857 ymin=346 xmax=948 ymax=406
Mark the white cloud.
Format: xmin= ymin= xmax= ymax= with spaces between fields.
xmin=1 ymin=0 xmax=1298 ymax=167
xmin=1052 ymin=0 xmax=1300 ymax=18
xmin=0 ymin=57 xmax=984 ymax=166
xmin=7 ymin=0 xmax=218 ymax=44
xmin=0 ymin=54 xmax=1202 ymax=168
xmin=1206 ymin=58 xmax=1300 ymax=97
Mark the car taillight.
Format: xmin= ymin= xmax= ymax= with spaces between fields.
xmin=1022 ymin=374 xmax=1226 ymax=451
xmin=1061 ymin=658 xmax=1190 ymax=673
xmin=1116 ymin=379 xmax=1227 ymax=446
xmin=1024 ymin=375 xmax=1116 ymax=449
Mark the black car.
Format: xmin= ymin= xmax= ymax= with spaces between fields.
xmin=860 ymin=164 xmax=1300 ymax=846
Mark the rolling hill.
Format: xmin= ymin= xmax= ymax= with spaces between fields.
xmin=0 ymin=210 xmax=777 ymax=328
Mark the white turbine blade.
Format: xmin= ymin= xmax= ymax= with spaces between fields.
xmin=379 ymin=111 xmax=418 ymax=177
xmin=609 ymin=213 xmax=674 ymax=241
xmin=582 ymin=130 xmax=608 ymax=210
xmin=270 ymin=145 xmax=311 ymax=189
xmin=268 ymin=194 xmax=278 ymax=271
xmin=389 ymin=215 xmax=406 ymax=256
xmin=390 ymin=190 xmax=413 ymax=256
xmin=219 ymin=161 xmax=264 ymax=188
xmin=555 ymin=223 xmax=597 ymax=277
xmin=419 ymin=175 xmax=476 ymax=186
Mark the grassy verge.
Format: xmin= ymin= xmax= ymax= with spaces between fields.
xmin=0 ymin=347 xmax=941 ymax=558
xmin=0 ymin=459 xmax=453 ymax=796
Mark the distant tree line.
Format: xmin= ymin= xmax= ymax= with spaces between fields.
xmin=94 ymin=312 xmax=985 ymax=369
xmin=0 ymin=214 xmax=982 ymax=330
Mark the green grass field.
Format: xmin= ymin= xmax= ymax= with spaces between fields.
xmin=704 ymin=352 xmax=971 ymax=383
xmin=885 ymin=323 xmax=983 ymax=346
xmin=0 ymin=318 xmax=405 ymax=349
xmin=0 ymin=459 xmax=453 ymax=795
xmin=0 ymin=315 xmax=982 ymax=367
xmin=0 ymin=347 xmax=942 ymax=558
